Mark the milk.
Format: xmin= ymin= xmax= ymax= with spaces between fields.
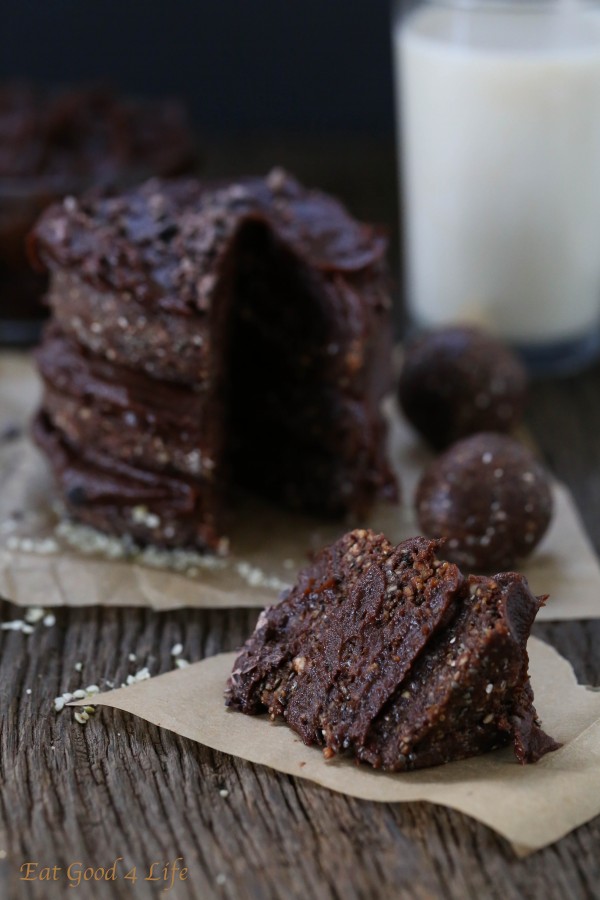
xmin=395 ymin=2 xmax=600 ymax=350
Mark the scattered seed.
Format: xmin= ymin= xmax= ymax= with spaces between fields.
xmin=1 ymin=620 xmax=34 ymax=634
xmin=125 ymin=667 xmax=151 ymax=687
xmin=24 ymin=607 xmax=45 ymax=624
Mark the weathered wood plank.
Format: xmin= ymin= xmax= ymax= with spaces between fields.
xmin=1 ymin=609 xmax=599 ymax=899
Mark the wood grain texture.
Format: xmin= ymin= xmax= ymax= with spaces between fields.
xmin=1 ymin=140 xmax=600 ymax=900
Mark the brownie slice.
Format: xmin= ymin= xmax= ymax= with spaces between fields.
xmin=226 ymin=530 xmax=559 ymax=771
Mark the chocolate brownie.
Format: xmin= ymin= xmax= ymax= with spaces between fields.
xmin=0 ymin=83 xmax=194 ymax=182
xmin=399 ymin=326 xmax=528 ymax=450
xmin=0 ymin=83 xmax=195 ymax=331
xmin=226 ymin=529 xmax=559 ymax=771
xmin=416 ymin=433 xmax=553 ymax=571
xmin=30 ymin=172 xmax=397 ymax=550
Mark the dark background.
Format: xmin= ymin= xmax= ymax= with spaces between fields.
xmin=0 ymin=0 xmax=402 ymax=339
xmin=0 ymin=0 xmax=396 ymax=135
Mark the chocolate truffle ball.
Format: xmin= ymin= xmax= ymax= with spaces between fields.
xmin=399 ymin=326 xmax=528 ymax=450
xmin=416 ymin=433 xmax=553 ymax=571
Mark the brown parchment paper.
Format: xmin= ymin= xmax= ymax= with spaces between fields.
xmin=0 ymin=353 xmax=599 ymax=619
xmin=74 ymin=637 xmax=600 ymax=856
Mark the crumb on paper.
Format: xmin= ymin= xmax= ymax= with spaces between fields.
xmin=3 ymin=511 xmax=293 ymax=594
xmin=5 ymin=535 xmax=59 ymax=555
xmin=234 ymin=560 xmax=290 ymax=592
xmin=53 ymin=517 xmax=228 ymax=576
xmin=131 ymin=505 xmax=161 ymax=530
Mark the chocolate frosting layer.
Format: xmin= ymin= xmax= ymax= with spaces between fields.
xmin=29 ymin=170 xmax=388 ymax=315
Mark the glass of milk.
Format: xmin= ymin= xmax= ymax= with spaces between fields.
xmin=394 ymin=0 xmax=600 ymax=373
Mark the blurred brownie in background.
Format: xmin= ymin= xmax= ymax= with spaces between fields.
xmin=0 ymin=82 xmax=197 ymax=343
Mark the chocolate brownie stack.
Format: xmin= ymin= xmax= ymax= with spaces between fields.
xmin=30 ymin=172 xmax=396 ymax=552
xmin=227 ymin=529 xmax=558 ymax=770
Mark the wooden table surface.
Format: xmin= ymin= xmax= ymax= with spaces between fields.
xmin=1 ymin=139 xmax=599 ymax=900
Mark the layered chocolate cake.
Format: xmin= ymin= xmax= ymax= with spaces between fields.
xmin=227 ymin=530 xmax=558 ymax=771
xmin=30 ymin=172 xmax=397 ymax=551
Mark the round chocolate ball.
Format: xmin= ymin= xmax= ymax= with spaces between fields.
xmin=399 ymin=326 xmax=528 ymax=450
xmin=416 ymin=433 xmax=553 ymax=572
